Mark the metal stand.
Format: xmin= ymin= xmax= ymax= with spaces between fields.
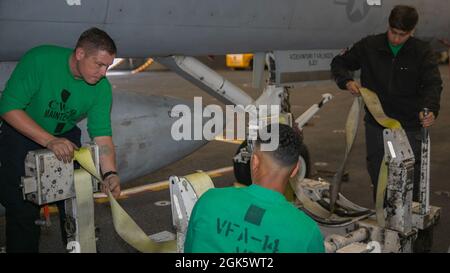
xmin=291 ymin=127 xmax=440 ymax=253
xmin=21 ymin=144 xmax=100 ymax=253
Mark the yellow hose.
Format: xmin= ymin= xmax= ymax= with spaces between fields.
xmin=131 ymin=58 xmax=154 ymax=74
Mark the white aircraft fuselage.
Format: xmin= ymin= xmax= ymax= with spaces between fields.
xmin=0 ymin=0 xmax=448 ymax=60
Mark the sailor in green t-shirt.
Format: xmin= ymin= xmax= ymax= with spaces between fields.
xmin=184 ymin=124 xmax=325 ymax=253
xmin=0 ymin=28 xmax=121 ymax=252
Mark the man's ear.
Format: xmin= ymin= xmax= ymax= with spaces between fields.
xmin=75 ymin=47 xmax=85 ymax=61
xmin=251 ymin=153 xmax=260 ymax=173
xmin=289 ymin=162 xmax=300 ymax=178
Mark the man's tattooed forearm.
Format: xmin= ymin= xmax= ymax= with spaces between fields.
xmin=99 ymin=145 xmax=112 ymax=156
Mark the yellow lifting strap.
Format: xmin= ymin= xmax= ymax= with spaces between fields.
xmin=329 ymin=95 xmax=363 ymax=212
xmin=74 ymin=148 xmax=177 ymax=253
xmin=73 ymin=169 xmax=96 ymax=252
xmin=184 ymin=172 xmax=215 ymax=198
xmin=359 ymin=88 xmax=402 ymax=227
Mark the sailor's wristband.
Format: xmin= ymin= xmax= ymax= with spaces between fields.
xmin=102 ymin=171 xmax=118 ymax=180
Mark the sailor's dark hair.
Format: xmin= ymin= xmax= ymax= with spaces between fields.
xmin=389 ymin=5 xmax=419 ymax=32
xmin=75 ymin=27 xmax=117 ymax=55
xmin=255 ymin=123 xmax=301 ymax=167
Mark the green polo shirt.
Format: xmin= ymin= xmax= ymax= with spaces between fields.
xmin=184 ymin=184 xmax=325 ymax=253
xmin=0 ymin=45 xmax=112 ymax=137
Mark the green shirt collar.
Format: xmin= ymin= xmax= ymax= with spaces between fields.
xmin=246 ymin=184 xmax=286 ymax=203
xmin=389 ymin=42 xmax=404 ymax=57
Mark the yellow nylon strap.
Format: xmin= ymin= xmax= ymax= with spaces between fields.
xmin=375 ymin=157 xmax=389 ymax=227
xmin=74 ymin=169 xmax=96 ymax=252
xmin=74 ymin=148 xmax=176 ymax=253
xmin=359 ymin=88 xmax=403 ymax=227
xmin=359 ymin=88 xmax=402 ymax=129
xmin=184 ymin=172 xmax=214 ymax=198
xmin=329 ymin=96 xmax=363 ymax=213
xmin=345 ymin=97 xmax=363 ymax=155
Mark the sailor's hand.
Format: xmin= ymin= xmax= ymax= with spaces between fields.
xmin=420 ymin=111 xmax=435 ymax=128
xmin=345 ymin=80 xmax=361 ymax=96
xmin=45 ymin=137 xmax=79 ymax=163
xmin=102 ymin=174 xmax=121 ymax=198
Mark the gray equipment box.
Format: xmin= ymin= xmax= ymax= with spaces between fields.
xmin=21 ymin=144 xmax=100 ymax=205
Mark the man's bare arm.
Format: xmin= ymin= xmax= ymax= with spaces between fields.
xmin=94 ymin=136 xmax=121 ymax=198
xmin=1 ymin=109 xmax=77 ymax=163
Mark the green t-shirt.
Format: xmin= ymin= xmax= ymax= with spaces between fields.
xmin=0 ymin=45 xmax=112 ymax=137
xmin=184 ymin=184 xmax=325 ymax=253
xmin=389 ymin=43 xmax=404 ymax=57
